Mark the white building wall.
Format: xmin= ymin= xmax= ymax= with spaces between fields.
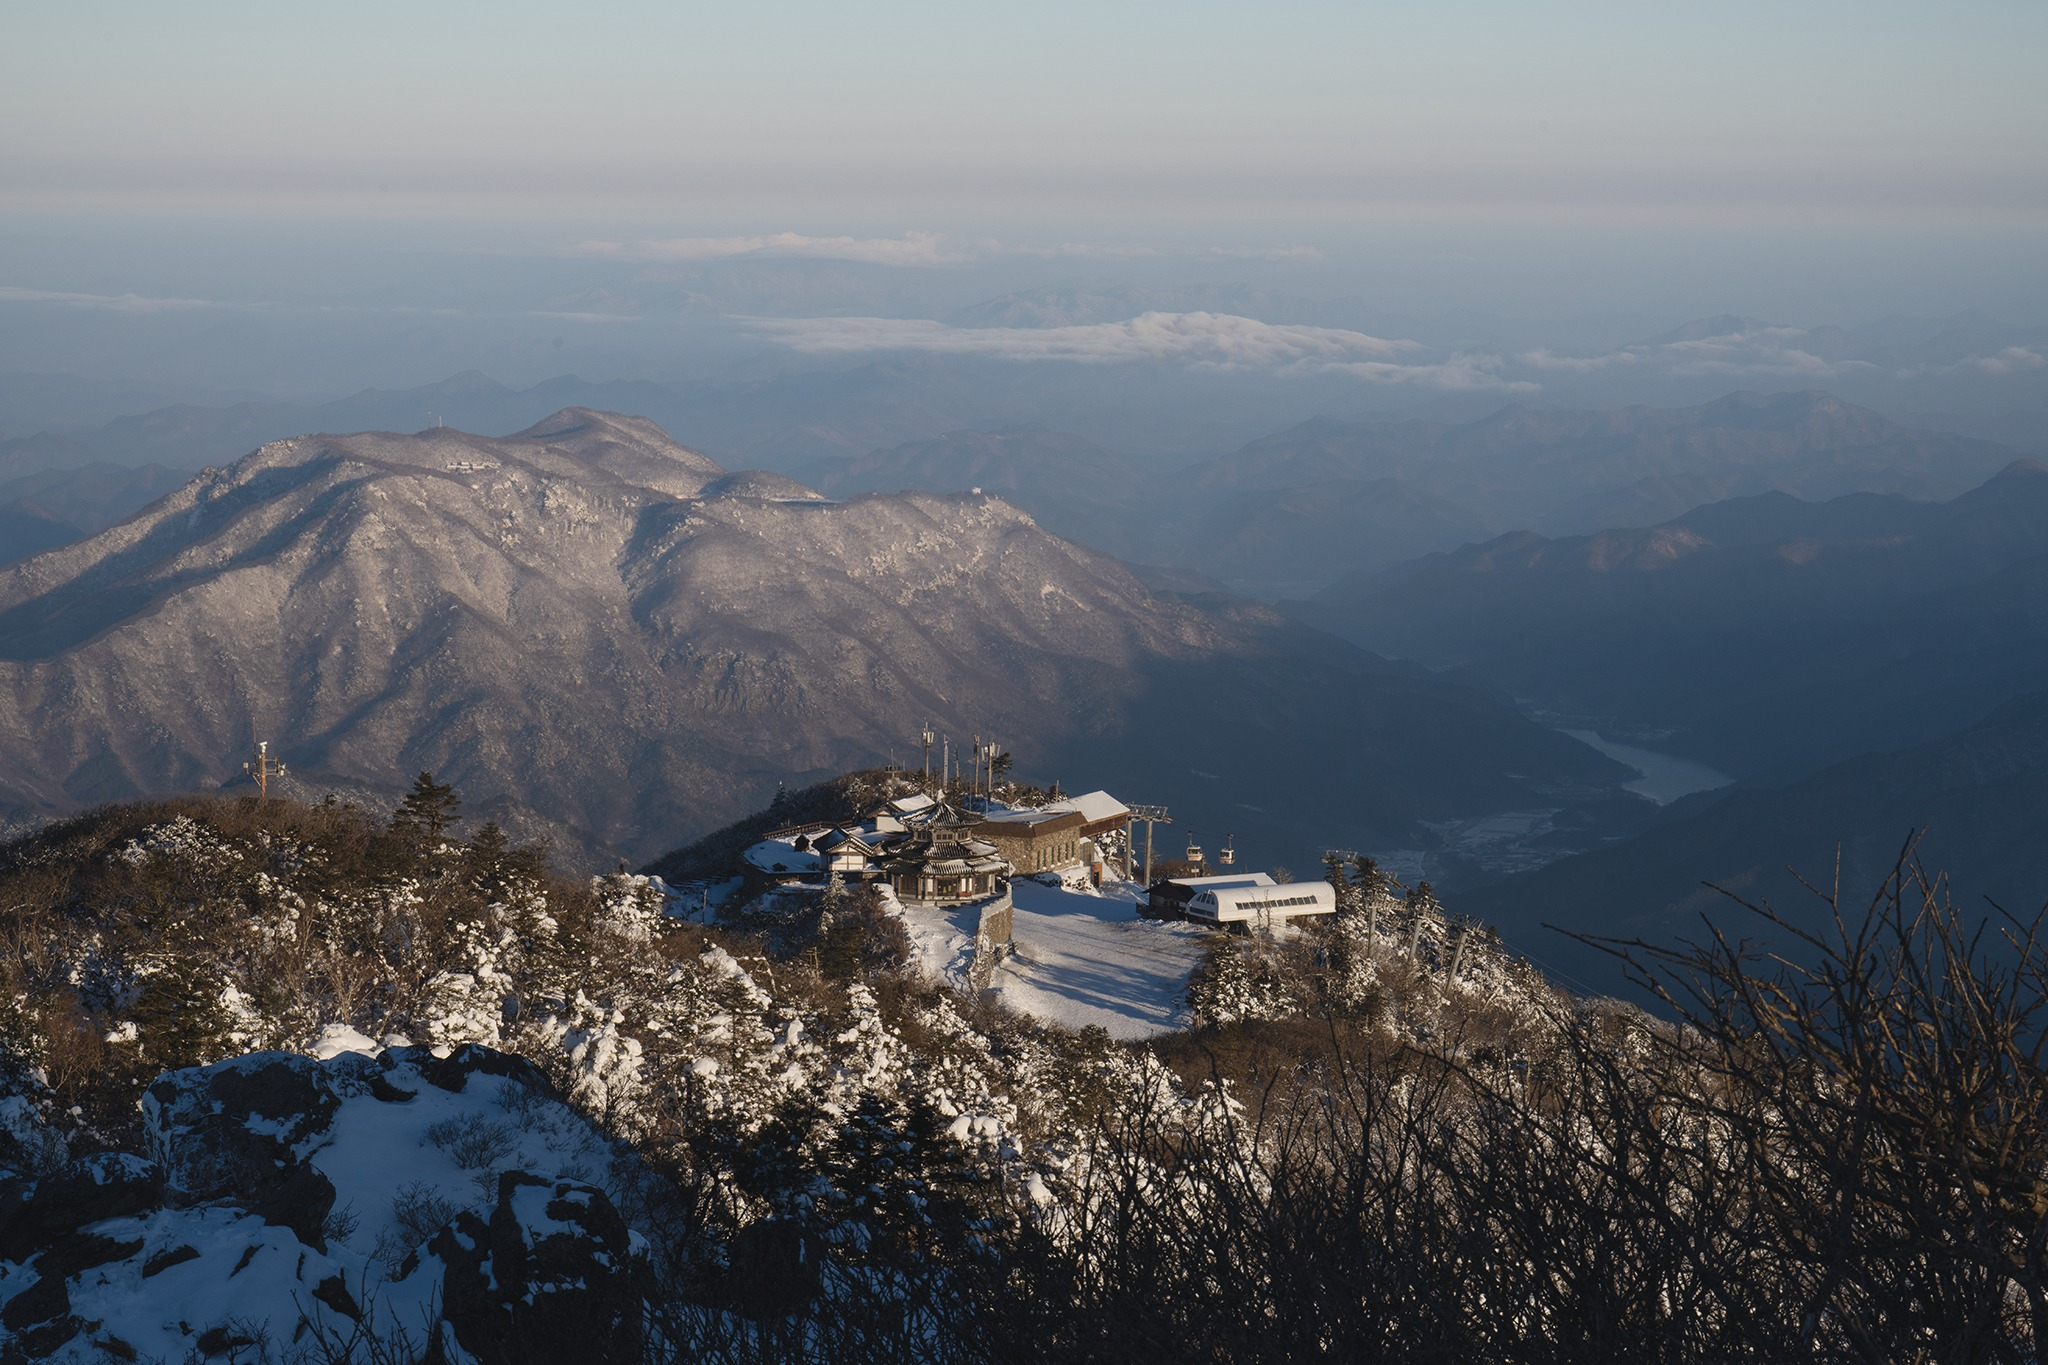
xmin=1187 ymin=882 xmax=1336 ymax=925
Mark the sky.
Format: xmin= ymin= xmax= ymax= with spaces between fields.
xmin=0 ymin=1 xmax=2044 ymax=413
xmin=5 ymin=0 xmax=2043 ymax=226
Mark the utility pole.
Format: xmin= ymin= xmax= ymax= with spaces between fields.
xmin=1127 ymin=804 xmax=1172 ymax=887
xmin=243 ymin=739 xmax=287 ymax=803
xmin=920 ymin=722 xmax=935 ymax=787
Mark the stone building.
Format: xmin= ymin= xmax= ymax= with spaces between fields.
xmin=971 ymin=806 xmax=1085 ymax=876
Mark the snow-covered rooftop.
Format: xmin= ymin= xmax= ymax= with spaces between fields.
xmin=743 ymin=836 xmax=822 ymax=875
xmin=1042 ymin=790 xmax=1129 ymax=825
xmin=1163 ymin=872 xmax=1278 ymax=890
xmin=975 ymin=805 xmax=1082 ymax=827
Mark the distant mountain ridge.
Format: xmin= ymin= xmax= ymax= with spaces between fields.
xmin=794 ymin=427 xmax=1156 ymax=560
xmin=0 ymin=408 xmax=1627 ymax=867
xmin=820 ymin=391 xmax=2022 ymax=600
xmin=1293 ymin=458 xmax=2048 ymax=782
xmin=1196 ymin=389 xmax=2013 ymax=535
xmin=7 ymin=368 xmax=2023 ymax=602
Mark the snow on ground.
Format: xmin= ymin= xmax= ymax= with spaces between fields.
xmin=38 ymin=1052 xmax=621 ymax=1363
xmin=889 ymin=884 xmax=980 ymax=989
xmin=664 ymin=875 xmax=746 ymax=924
xmin=891 ymin=877 xmax=1213 ymax=1040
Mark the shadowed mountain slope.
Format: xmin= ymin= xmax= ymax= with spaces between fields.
xmin=1462 ymin=691 xmax=2048 ymax=1003
xmin=1294 ymin=460 xmax=2048 ymax=780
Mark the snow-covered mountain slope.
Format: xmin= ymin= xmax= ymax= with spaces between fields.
xmin=0 ymin=408 xmax=1626 ymax=867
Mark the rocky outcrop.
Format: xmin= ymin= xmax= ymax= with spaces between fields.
xmin=0 ymin=1044 xmax=656 ymax=1364
xmin=0 ymin=1155 xmax=158 ymax=1266
xmin=143 ymin=1051 xmax=341 ymax=1247
xmin=406 ymin=1171 xmax=651 ymax=1365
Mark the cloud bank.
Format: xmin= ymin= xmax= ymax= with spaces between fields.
xmin=1520 ymin=324 xmax=1880 ymax=380
xmin=747 ymin=311 xmax=1533 ymax=389
xmin=567 ymin=231 xmax=982 ymax=267
xmin=0 ymin=285 xmax=228 ymax=313
xmin=1963 ymin=346 xmax=2046 ymax=376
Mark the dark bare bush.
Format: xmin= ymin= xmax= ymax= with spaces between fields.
xmin=424 ymin=1113 xmax=519 ymax=1171
xmin=1600 ymin=847 xmax=2048 ymax=1361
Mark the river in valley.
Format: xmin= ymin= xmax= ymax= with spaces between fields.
xmin=1562 ymin=729 xmax=1734 ymax=805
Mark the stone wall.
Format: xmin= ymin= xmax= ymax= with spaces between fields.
xmin=967 ymin=886 xmax=1015 ymax=993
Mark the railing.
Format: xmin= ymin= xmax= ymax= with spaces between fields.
xmin=762 ymin=821 xmax=835 ymax=840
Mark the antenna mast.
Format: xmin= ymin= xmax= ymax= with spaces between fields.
xmin=243 ymin=739 xmax=287 ymax=803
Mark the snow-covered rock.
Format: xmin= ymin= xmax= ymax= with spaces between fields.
xmin=401 ymin=1170 xmax=651 ymax=1364
xmin=0 ymin=1044 xmax=656 ymax=1363
xmin=142 ymin=1051 xmax=346 ymax=1247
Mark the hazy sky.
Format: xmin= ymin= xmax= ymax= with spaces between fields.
xmin=1 ymin=0 xmax=2046 ymax=408
xmin=5 ymin=0 xmax=2044 ymax=228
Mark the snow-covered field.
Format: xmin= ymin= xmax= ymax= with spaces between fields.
xmin=893 ymin=877 xmax=1213 ymax=1040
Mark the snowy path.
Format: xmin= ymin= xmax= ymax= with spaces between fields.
xmin=892 ymin=877 xmax=1211 ymax=1039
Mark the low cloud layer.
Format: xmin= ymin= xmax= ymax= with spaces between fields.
xmin=568 ymin=231 xmax=981 ymax=267
xmin=0 ymin=285 xmax=227 ymax=313
xmin=1521 ymin=324 xmax=1877 ymax=380
xmin=1964 ymin=346 xmax=2047 ymax=376
xmin=747 ymin=311 xmax=1532 ymax=390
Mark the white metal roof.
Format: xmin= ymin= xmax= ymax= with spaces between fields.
xmin=977 ymin=805 xmax=1082 ymax=827
xmin=1165 ymin=872 xmax=1277 ymax=890
xmin=1042 ymin=790 xmax=1129 ymax=824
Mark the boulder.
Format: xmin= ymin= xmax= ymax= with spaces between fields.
xmin=389 ymin=1043 xmax=552 ymax=1096
xmin=409 ymin=1170 xmax=651 ymax=1365
xmin=0 ymin=1154 xmax=158 ymax=1264
xmin=142 ymin=1052 xmax=339 ymax=1247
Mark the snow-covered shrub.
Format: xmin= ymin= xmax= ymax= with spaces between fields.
xmin=1185 ymin=936 xmax=1295 ymax=1027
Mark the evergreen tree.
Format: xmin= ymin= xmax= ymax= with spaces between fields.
xmin=131 ymin=959 xmax=234 ymax=1071
xmin=465 ymin=819 xmax=512 ymax=897
xmin=1350 ymin=854 xmax=1398 ymax=905
xmin=392 ymin=770 xmax=461 ymax=840
xmin=1322 ymin=851 xmax=1352 ymax=910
